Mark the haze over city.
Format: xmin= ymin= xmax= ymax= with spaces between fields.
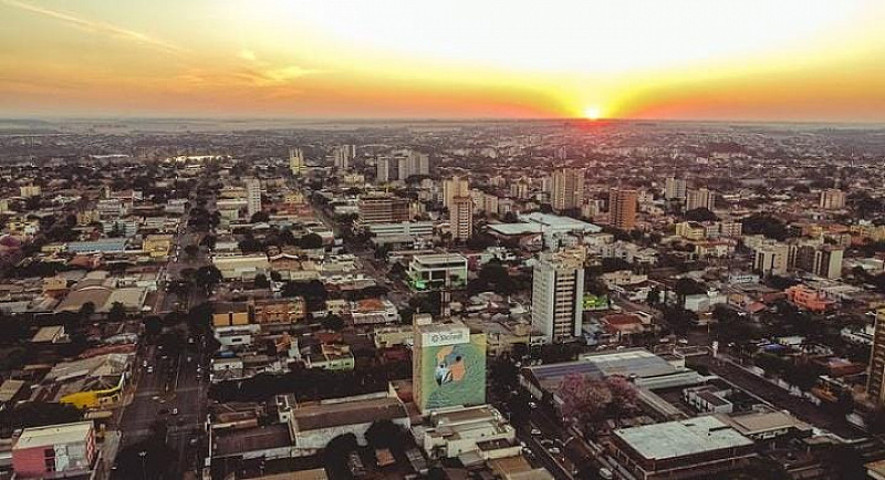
xmin=2 ymin=0 xmax=885 ymax=121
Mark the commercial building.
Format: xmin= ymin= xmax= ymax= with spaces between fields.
xmin=246 ymin=178 xmax=262 ymax=219
xmin=408 ymin=253 xmax=468 ymax=291
xmin=358 ymin=196 xmax=411 ymax=225
xmin=413 ymin=318 xmax=487 ymax=413
xmin=686 ymin=187 xmax=715 ymax=211
xmin=422 ymin=405 xmax=517 ymax=460
xmin=368 ymin=221 xmax=434 ymax=239
xmin=551 ymin=168 xmax=584 ymax=211
xmin=665 ymin=177 xmax=687 ymax=200
xmin=868 ymin=309 xmax=885 ymax=404
xmin=531 ymin=248 xmax=585 ymax=343
xmin=609 ymin=188 xmax=638 ymax=231
xmin=819 ymin=188 xmax=846 ymax=209
xmin=289 ymin=394 xmax=410 ymax=453
xmin=785 ymin=285 xmax=837 ymax=312
xmin=609 ymin=416 xmax=755 ymax=480
xmin=449 ymin=196 xmax=474 ymax=241
xmin=12 ymin=421 xmax=96 ymax=478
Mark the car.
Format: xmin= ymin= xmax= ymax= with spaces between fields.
xmin=142 ymin=360 xmax=148 ymax=368
xmin=547 ymin=447 xmax=560 ymax=455
xmin=599 ymin=467 xmax=613 ymax=479
xmin=172 ymin=408 xmax=179 ymax=415
xmin=528 ymin=402 xmax=537 ymax=409
xmin=540 ymin=439 xmax=554 ymax=447
xmin=530 ymin=428 xmax=541 ymax=436
xmin=147 ymin=366 xmax=154 ymax=373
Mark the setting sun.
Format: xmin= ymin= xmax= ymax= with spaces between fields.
xmin=583 ymin=106 xmax=602 ymax=120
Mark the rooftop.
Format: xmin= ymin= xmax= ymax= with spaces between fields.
xmin=614 ymin=416 xmax=753 ymax=460
xmin=291 ymin=396 xmax=408 ymax=432
xmin=14 ymin=421 xmax=93 ymax=450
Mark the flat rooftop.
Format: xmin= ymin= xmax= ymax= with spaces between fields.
xmin=213 ymin=424 xmax=291 ymax=458
xmin=14 ymin=421 xmax=92 ymax=450
xmin=292 ymin=396 xmax=407 ymax=432
xmin=614 ymin=416 xmax=753 ymax=461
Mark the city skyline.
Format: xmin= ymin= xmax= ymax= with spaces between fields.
xmin=2 ymin=0 xmax=885 ymax=122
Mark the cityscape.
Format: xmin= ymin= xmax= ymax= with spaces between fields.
xmin=2 ymin=2 xmax=885 ymax=480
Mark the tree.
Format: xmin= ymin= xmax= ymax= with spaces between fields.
xmin=321 ymin=314 xmax=345 ymax=331
xmin=194 ymin=265 xmax=223 ymax=292
xmin=108 ymin=301 xmax=126 ymax=322
xmin=183 ymin=244 xmax=199 ymax=258
xmin=297 ymin=233 xmax=324 ymax=250
xmin=558 ymin=374 xmax=612 ymax=432
xmin=254 ymin=273 xmax=270 ymax=289
xmin=684 ymin=207 xmax=718 ymax=222
xmin=365 ymin=420 xmax=404 ymax=450
xmin=250 ymin=211 xmax=270 ymax=223
xmin=646 ymin=287 xmax=661 ymax=305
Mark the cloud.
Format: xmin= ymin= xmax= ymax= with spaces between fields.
xmin=238 ymin=49 xmax=258 ymax=62
xmin=1 ymin=0 xmax=185 ymax=55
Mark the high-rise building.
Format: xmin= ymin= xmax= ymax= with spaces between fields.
xmin=245 ymin=178 xmax=262 ymax=219
xmin=399 ymin=151 xmax=430 ymax=179
xmin=868 ymin=309 xmax=885 ymax=404
xmin=289 ymin=147 xmax=305 ymax=175
xmin=665 ymin=177 xmax=687 ymax=200
xmin=412 ymin=317 xmax=487 ymax=413
xmin=358 ymin=195 xmax=411 ymax=224
xmin=443 ymin=176 xmax=470 ymax=211
xmin=609 ymin=188 xmax=638 ymax=231
xmin=753 ymin=242 xmax=791 ymax=276
xmin=795 ymin=244 xmax=844 ymax=279
xmin=449 ymin=196 xmax=473 ymax=241
xmin=820 ymin=189 xmax=846 ymax=210
xmin=686 ymin=188 xmax=715 ymax=211
xmin=551 ymin=168 xmax=584 ymax=211
xmin=333 ymin=146 xmax=351 ymax=171
xmin=531 ymin=248 xmax=586 ymax=343
xmin=376 ymin=157 xmax=391 ymax=183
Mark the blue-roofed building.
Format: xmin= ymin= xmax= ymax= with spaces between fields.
xmin=66 ymin=238 xmax=128 ymax=254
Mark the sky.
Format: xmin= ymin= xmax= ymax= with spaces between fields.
xmin=1 ymin=0 xmax=884 ymax=122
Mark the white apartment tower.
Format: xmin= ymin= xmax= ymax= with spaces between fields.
xmin=245 ymin=178 xmax=262 ymax=219
xmin=376 ymin=157 xmax=391 ymax=183
xmin=443 ymin=176 xmax=470 ymax=211
xmin=532 ymin=248 xmax=586 ymax=343
xmin=450 ymin=196 xmax=474 ymax=241
xmin=551 ymin=168 xmax=584 ymax=211
xmin=665 ymin=177 xmax=687 ymax=200
xmin=686 ymin=188 xmax=715 ymax=211
xmin=289 ymin=147 xmax=305 ymax=175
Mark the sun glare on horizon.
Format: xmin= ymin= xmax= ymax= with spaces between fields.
xmin=583 ymin=106 xmax=602 ymax=120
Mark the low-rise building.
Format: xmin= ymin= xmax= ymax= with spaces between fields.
xmin=12 ymin=421 xmax=96 ymax=478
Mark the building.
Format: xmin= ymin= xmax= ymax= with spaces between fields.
xmin=753 ymin=242 xmax=791 ymax=276
xmin=819 ymin=188 xmax=846 ymax=209
xmin=376 ymin=157 xmax=391 ymax=183
xmin=289 ymin=394 xmax=410 ymax=452
xmin=450 ymin=196 xmax=474 ymax=241
xmin=422 ymin=405 xmax=517 ymax=460
xmin=794 ymin=244 xmax=843 ymax=279
xmin=443 ymin=176 xmax=470 ymax=211
xmin=400 ymin=151 xmax=430 ymax=179
xmin=665 ymin=177 xmax=687 ymax=200
xmin=12 ymin=421 xmax=96 ymax=478
xmin=19 ymin=184 xmax=41 ymax=198
xmin=531 ymin=248 xmax=585 ymax=343
xmin=869 ymin=310 xmax=885 ymax=404
xmin=358 ymin=196 xmax=411 ymax=225
xmin=289 ymin=147 xmax=305 ymax=175
xmin=368 ymin=221 xmax=434 ymax=239
xmin=333 ymin=145 xmax=352 ymax=170
xmin=609 ymin=188 xmax=638 ymax=231
xmin=246 ymin=178 xmax=262 ymax=219
xmin=785 ymin=284 xmax=836 ymax=312
xmin=551 ymin=168 xmax=584 ymax=211
xmin=686 ymin=187 xmax=715 ymax=211
xmin=408 ymin=253 xmax=468 ymax=291
xmin=609 ymin=416 xmax=755 ymax=480
xmin=413 ymin=318 xmax=487 ymax=413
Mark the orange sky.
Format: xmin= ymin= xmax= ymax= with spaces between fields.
xmin=1 ymin=0 xmax=884 ymax=121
